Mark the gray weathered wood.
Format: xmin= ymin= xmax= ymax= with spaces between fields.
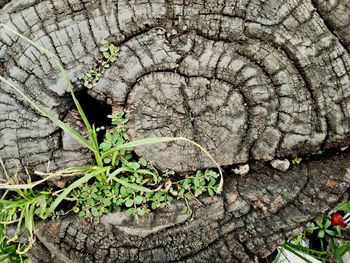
xmin=29 ymin=153 xmax=350 ymax=262
xmin=0 ymin=0 xmax=349 ymax=262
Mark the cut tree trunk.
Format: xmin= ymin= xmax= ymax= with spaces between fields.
xmin=0 ymin=0 xmax=349 ymax=262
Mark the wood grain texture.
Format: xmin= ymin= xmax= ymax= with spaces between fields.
xmin=0 ymin=0 xmax=349 ymax=261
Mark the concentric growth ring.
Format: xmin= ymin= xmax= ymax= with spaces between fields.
xmin=1 ymin=0 xmax=350 ymax=262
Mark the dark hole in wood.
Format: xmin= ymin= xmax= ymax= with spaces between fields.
xmin=74 ymin=90 xmax=112 ymax=141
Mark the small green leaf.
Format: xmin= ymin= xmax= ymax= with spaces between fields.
xmin=115 ymin=199 xmax=123 ymax=206
xmin=127 ymin=162 xmax=140 ymax=170
xmin=120 ymin=186 xmax=130 ymax=196
xmin=137 ymin=208 xmax=145 ymax=216
xmin=112 ymin=185 xmax=120 ymax=195
xmin=109 ymin=44 xmax=119 ymax=54
xmin=209 ymin=178 xmax=216 ymax=186
xmin=126 ymin=208 xmax=135 ymax=216
xmin=99 ymin=46 xmax=109 ymax=52
xmin=91 ymin=207 xmax=99 ymax=217
xmin=112 ymin=205 xmax=120 ymax=212
xmin=215 ymin=186 xmax=222 ymax=194
xmin=151 ymin=202 xmax=158 ymax=210
xmin=129 ymin=176 xmax=136 ymax=182
xmin=194 ymin=178 xmax=200 ymax=187
xmin=103 ymin=157 xmax=111 ymax=164
xmin=292 ymin=157 xmax=302 ymax=164
xmin=78 ymin=211 xmax=85 ymax=218
xmin=325 ymin=229 xmax=336 ymax=236
xmin=183 ymin=178 xmax=190 ymax=187
xmin=315 ymin=218 xmax=323 ymax=228
xmin=100 ymin=142 xmax=111 ymax=151
xmin=125 ymin=154 xmax=133 ymax=160
xmin=86 ymin=197 xmax=94 ymax=206
xmin=103 ymin=51 xmax=110 ymax=59
xmin=139 ymin=158 xmax=147 ymax=166
xmin=208 ymin=188 xmax=214 ymax=197
xmin=324 ymin=219 xmax=331 ymax=229
xmin=106 ymin=132 xmax=112 ymax=141
xmin=125 ymin=199 xmax=134 ymax=207
xmin=194 ymin=188 xmax=203 ymax=197
xmin=103 ymin=198 xmax=112 ymax=206
xmin=318 ymin=230 xmax=325 ymax=238
xmin=135 ymin=195 xmax=143 ymax=204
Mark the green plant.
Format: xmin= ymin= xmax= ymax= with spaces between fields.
xmin=0 ymin=225 xmax=29 ymax=263
xmin=82 ymin=40 xmax=119 ymax=89
xmin=71 ymin=112 xmax=221 ymax=222
xmin=0 ymin=188 xmax=52 ymax=254
xmin=0 ymin=159 xmax=55 ymax=255
xmin=72 ymin=166 xmax=221 ymax=222
xmin=0 ymin=23 xmax=224 ymax=257
xmin=314 ymin=216 xmax=341 ymax=240
xmin=292 ymin=156 xmax=302 ymax=165
xmin=269 ymin=200 xmax=350 ymax=263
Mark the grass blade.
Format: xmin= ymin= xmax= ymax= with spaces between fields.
xmin=0 ymin=23 xmax=93 ymax=136
xmin=107 ymin=168 xmax=153 ymax=192
xmin=0 ymin=166 xmax=94 ymax=190
xmin=0 ymin=24 xmax=108 ymax=176
xmin=43 ymin=167 xmax=108 ymax=218
xmin=0 ymin=76 xmax=94 ymax=152
xmin=281 ymin=243 xmax=316 ymax=263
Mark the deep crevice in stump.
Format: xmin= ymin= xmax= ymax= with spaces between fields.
xmin=74 ymin=90 xmax=112 ymax=129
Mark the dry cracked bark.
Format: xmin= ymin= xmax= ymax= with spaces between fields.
xmin=0 ymin=0 xmax=350 ymax=262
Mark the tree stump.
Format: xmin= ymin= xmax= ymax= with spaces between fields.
xmin=0 ymin=0 xmax=349 ymax=262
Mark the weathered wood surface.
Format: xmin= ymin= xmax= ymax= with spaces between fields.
xmin=0 ymin=0 xmax=349 ymax=262
xmin=29 ymin=153 xmax=350 ymax=262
